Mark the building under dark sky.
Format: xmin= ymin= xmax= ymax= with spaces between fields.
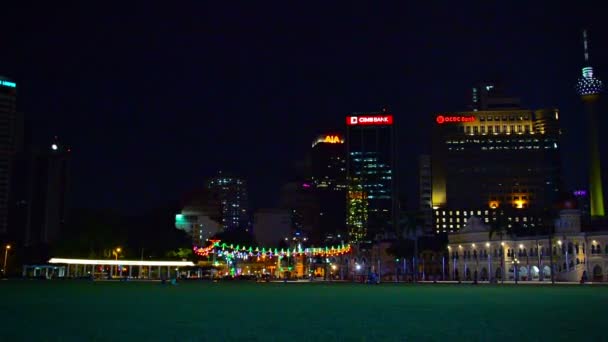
xmin=346 ymin=110 xmax=397 ymax=242
xmin=2 ymin=3 xmax=608 ymax=213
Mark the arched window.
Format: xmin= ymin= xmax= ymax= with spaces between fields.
xmin=575 ymin=244 xmax=579 ymax=254
xmin=576 ymin=258 xmax=580 ymax=265
xmin=523 ymin=248 xmax=527 ymax=257
xmin=567 ymin=242 xmax=573 ymax=254
xmin=591 ymin=245 xmax=596 ymax=254
xmin=473 ymin=250 xmax=477 ymax=258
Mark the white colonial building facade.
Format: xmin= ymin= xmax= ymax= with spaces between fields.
xmin=448 ymin=209 xmax=608 ymax=282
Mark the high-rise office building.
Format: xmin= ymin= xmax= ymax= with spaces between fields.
xmin=206 ymin=172 xmax=249 ymax=231
xmin=310 ymin=133 xmax=347 ymax=242
xmin=471 ymin=82 xmax=521 ymax=111
xmin=576 ymin=30 xmax=605 ymax=217
xmin=279 ymin=181 xmax=319 ymax=241
xmin=10 ymin=138 xmax=70 ymax=246
xmin=431 ymin=104 xmax=561 ymax=233
xmin=418 ymin=155 xmax=432 ymax=232
xmin=346 ymin=108 xmax=397 ymax=243
xmin=0 ymin=76 xmax=20 ymax=235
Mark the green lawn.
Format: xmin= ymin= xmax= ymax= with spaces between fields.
xmin=0 ymin=280 xmax=604 ymax=341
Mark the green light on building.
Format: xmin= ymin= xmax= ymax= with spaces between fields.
xmin=0 ymin=80 xmax=16 ymax=88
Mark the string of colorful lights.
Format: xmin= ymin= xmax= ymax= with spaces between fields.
xmin=193 ymin=240 xmax=351 ymax=260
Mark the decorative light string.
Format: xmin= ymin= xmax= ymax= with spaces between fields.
xmin=193 ymin=240 xmax=351 ymax=260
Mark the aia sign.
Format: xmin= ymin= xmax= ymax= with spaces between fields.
xmin=346 ymin=115 xmax=393 ymax=126
xmin=435 ymin=115 xmax=476 ymax=124
xmin=323 ymin=135 xmax=343 ymax=144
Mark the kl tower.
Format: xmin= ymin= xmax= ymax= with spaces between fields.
xmin=576 ymin=29 xmax=605 ymax=217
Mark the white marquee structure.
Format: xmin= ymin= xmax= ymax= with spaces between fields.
xmin=45 ymin=258 xmax=195 ymax=279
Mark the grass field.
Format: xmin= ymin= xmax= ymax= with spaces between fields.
xmin=0 ymin=280 xmax=605 ymax=341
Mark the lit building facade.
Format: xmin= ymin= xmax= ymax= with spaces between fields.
xmin=431 ymin=108 xmax=562 ymax=233
xmin=175 ymin=209 xmax=221 ymax=246
xmin=310 ymin=133 xmax=347 ymax=242
xmin=206 ymin=172 xmax=249 ymax=231
xmin=576 ymin=30 xmax=605 ymax=217
xmin=346 ymin=109 xmax=397 ymax=243
xmin=0 ymin=76 xmax=20 ymax=235
xmin=448 ymin=209 xmax=608 ymax=282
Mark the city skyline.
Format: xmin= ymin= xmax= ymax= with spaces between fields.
xmin=2 ymin=3 xmax=607 ymax=213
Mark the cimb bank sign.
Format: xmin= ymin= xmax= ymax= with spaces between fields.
xmin=346 ymin=115 xmax=394 ymax=126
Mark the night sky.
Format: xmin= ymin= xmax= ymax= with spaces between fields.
xmin=3 ymin=2 xmax=608 ymax=213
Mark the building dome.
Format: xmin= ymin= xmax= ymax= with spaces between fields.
xmin=576 ymin=67 xmax=603 ymax=96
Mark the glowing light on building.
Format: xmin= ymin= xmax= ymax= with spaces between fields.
xmin=312 ymin=134 xmax=344 ymax=147
xmin=346 ymin=115 xmax=393 ymax=126
xmin=0 ymin=80 xmax=16 ymax=88
xmin=435 ymin=115 xmax=476 ymax=124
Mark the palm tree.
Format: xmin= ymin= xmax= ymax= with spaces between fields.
xmin=400 ymin=211 xmax=423 ymax=282
xmin=488 ymin=210 xmax=510 ymax=284
xmin=539 ymin=208 xmax=557 ymax=284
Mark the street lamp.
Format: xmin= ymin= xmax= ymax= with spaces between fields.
xmin=113 ymin=248 xmax=122 ymax=277
xmin=3 ymin=245 xmax=10 ymax=276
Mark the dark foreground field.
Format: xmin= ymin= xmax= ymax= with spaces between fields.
xmin=0 ymin=280 xmax=604 ymax=341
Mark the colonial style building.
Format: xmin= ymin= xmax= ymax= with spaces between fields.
xmin=448 ymin=209 xmax=608 ymax=282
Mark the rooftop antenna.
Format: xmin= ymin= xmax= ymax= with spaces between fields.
xmin=583 ymin=29 xmax=589 ymax=63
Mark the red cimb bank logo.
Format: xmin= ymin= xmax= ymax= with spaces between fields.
xmin=346 ymin=115 xmax=393 ymax=126
xmin=435 ymin=115 xmax=476 ymax=124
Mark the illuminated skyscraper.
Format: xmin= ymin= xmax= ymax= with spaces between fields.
xmin=575 ymin=30 xmax=605 ymax=217
xmin=431 ymin=104 xmax=562 ymax=233
xmin=346 ymin=108 xmax=397 ymax=243
xmin=310 ymin=133 xmax=346 ymax=242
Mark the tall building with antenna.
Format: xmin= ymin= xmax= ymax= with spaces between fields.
xmin=575 ymin=29 xmax=605 ymax=217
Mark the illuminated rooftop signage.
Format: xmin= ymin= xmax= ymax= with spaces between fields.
xmin=346 ymin=115 xmax=393 ymax=126
xmin=312 ymin=134 xmax=344 ymax=147
xmin=0 ymin=80 xmax=16 ymax=88
xmin=435 ymin=115 xmax=476 ymax=124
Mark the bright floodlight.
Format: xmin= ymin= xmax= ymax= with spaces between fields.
xmin=51 ymin=144 xmax=58 ymax=150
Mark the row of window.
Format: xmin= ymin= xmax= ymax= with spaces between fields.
xmin=478 ymin=115 xmax=531 ymax=121
xmin=464 ymin=125 xmax=531 ymax=135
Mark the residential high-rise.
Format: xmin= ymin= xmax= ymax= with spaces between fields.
xmin=346 ymin=108 xmax=397 ymax=243
xmin=431 ymin=103 xmax=561 ymax=233
xmin=0 ymin=76 xmax=20 ymax=235
xmin=575 ymin=30 xmax=605 ymax=217
xmin=310 ymin=133 xmax=347 ymax=242
xmin=206 ymin=172 xmax=249 ymax=231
